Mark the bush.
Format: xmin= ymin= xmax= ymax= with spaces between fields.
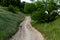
xmin=24 ymin=3 xmax=36 ymax=14
xmin=31 ymin=10 xmax=58 ymax=23
xmin=8 ymin=5 xmax=20 ymax=13
xmin=31 ymin=1 xmax=58 ymax=23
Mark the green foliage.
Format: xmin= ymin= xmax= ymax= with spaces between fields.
xmin=20 ymin=2 xmax=26 ymax=12
xmin=31 ymin=10 xmax=48 ymax=22
xmin=31 ymin=11 xmax=58 ymax=23
xmin=0 ymin=7 xmax=25 ymax=40
xmin=8 ymin=5 xmax=20 ymax=13
xmin=31 ymin=1 xmax=58 ymax=23
xmin=0 ymin=0 xmax=26 ymax=12
xmin=35 ymin=1 xmax=43 ymax=9
xmin=32 ymin=17 xmax=60 ymax=40
xmin=24 ymin=3 xmax=36 ymax=13
xmin=0 ymin=0 xmax=21 ymax=7
xmin=47 ymin=2 xmax=57 ymax=12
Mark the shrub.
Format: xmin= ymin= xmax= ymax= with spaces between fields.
xmin=31 ymin=10 xmax=58 ymax=23
xmin=8 ymin=5 xmax=20 ymax=13
xmin=31 ymin=1 xmax=58 ymax=23
xmin=24 ymin=3 xmax=36 ymax=14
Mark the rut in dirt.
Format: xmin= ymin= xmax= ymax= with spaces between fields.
xmin=10 ymin=16 xmax=44 ymax=40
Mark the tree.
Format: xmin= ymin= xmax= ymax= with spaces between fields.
xmin=0 ymin=0 xmax=21 ymax=7
xmin=24 ymin=3 xmax=36 ymax=13
xmin=20 ymin=1 xmax=26 ymax=12
xmin=31 ymin=1 xmax=58 ymax=23
xmin=30 ymin=0 xmax=35 ymax=2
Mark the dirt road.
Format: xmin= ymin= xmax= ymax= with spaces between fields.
xmin=10 ymin=16 xmax=44 ymax=40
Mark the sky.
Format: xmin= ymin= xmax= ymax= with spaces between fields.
xmin=21 ymin=0 xmax=60 ymax=3
xmin=21 ymin=0 xmax=37 ymax=3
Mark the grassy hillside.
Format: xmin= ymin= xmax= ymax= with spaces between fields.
xmin=0 ymin=7 xmax=25 ymax=40
xmin=32 ymin=17 xmax=60 ymax=40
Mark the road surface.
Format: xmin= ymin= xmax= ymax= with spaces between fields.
xmin=10 ymin=16 xmax=44 ymax=40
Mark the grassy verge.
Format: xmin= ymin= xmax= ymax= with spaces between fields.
xmin=32 ymin=18 xmax=60 ymax=40
xmin=0 ymin=7 xmax=25 ymax=40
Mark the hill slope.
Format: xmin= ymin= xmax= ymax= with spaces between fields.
xmin=0 ymin=7 xmax=25 ymax=40
xmin=32 ymin=17 xmax=60 ymax=40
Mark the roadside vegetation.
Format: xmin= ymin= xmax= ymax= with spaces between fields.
xmin=32 ymin=17 xmax=60 ymax=40
xmin=24 ymin=0 xmax=60 ymax=40
xmin=0 ymin=0 xmax=60 ymax=40
xmin=0 ymin=6 xmax=25 ymax=40
xmin=31 ymin=1 xmax=60 ymax=40
xmin=8 ymin=5 xmax=20 ymax=13
xmin=0 ymin=0 xmax=26 ymax=40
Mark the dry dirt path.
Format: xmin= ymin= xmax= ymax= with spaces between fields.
xmin=10 ymin=16 xmax=44 ymax=40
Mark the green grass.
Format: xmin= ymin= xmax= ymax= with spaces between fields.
xmin=0 ymin=7 xmax=25 ymax=40
xmin=32 ymin=18 xmax=60 ymax=40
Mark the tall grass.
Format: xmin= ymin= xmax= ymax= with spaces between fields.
xmin=0 ymin=8 xmax=25 ymax=40
xmin=32 ymin=17 xmax=60 ymax=40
